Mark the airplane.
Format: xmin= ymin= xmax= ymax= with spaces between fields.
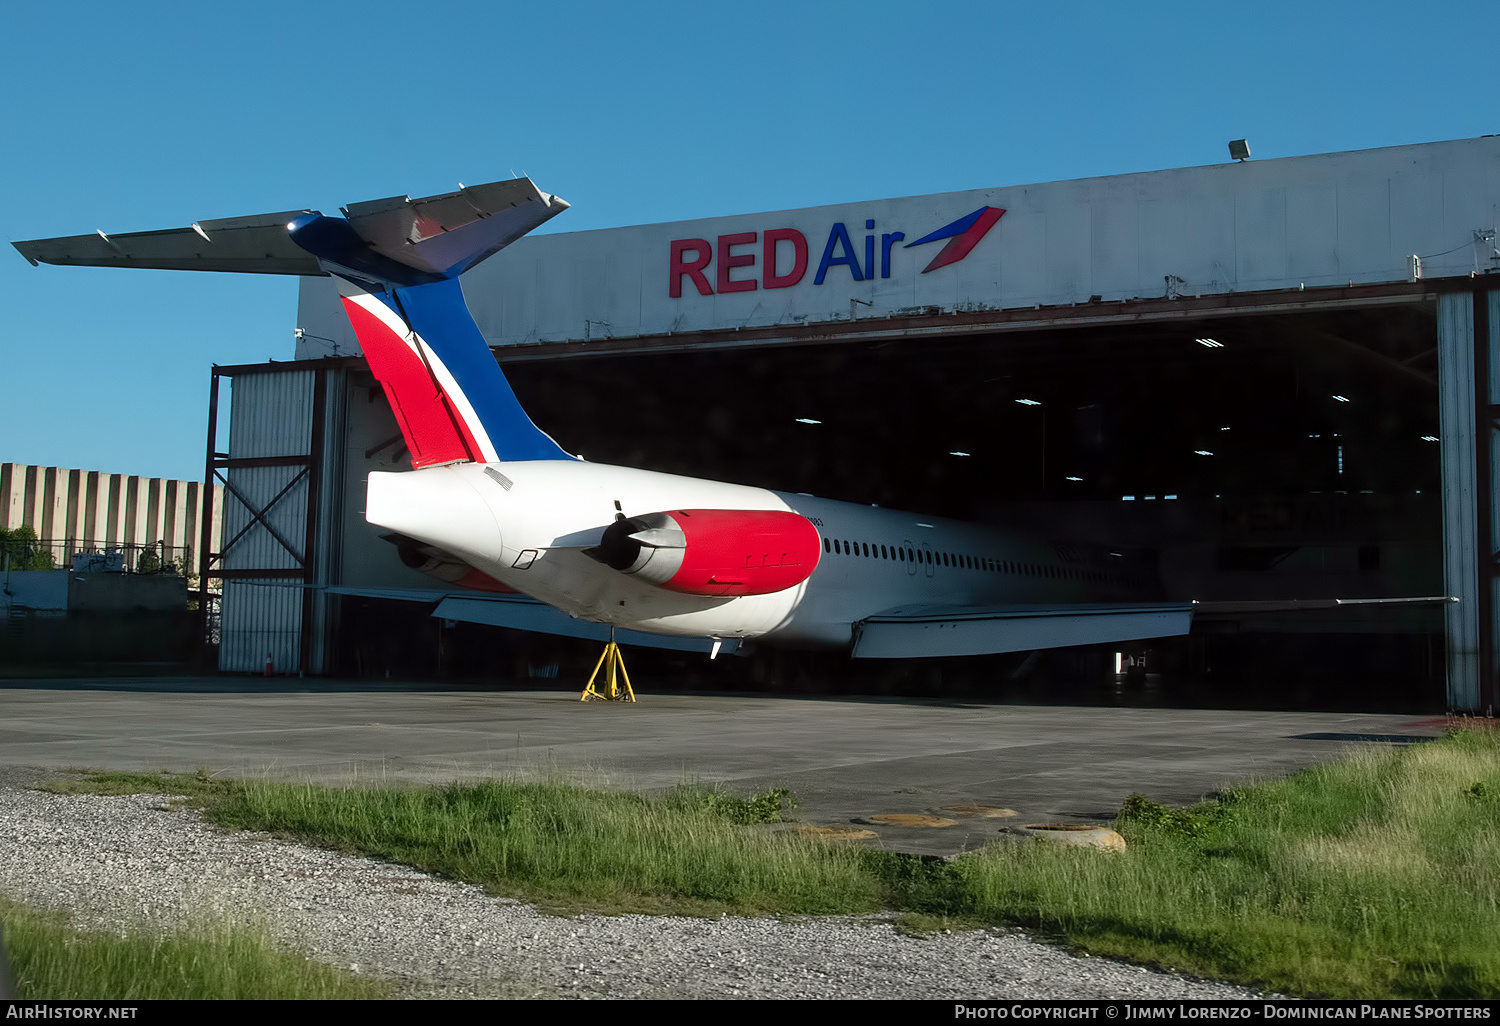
xmin=12 ymin=178 xmax=1447 ymax=684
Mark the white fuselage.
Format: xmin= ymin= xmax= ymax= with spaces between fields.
xmin=366 ymin=461 xmax=1149 ymax=649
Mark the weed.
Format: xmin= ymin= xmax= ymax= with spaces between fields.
xmin=1122 ymin=792 xmax=1212 ymax=840
xmin=666 ymin=783 xmax=797 ymax=824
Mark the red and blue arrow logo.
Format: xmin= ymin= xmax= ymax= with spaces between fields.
xmin=905 ymin=206 xmax=1005 ymax=273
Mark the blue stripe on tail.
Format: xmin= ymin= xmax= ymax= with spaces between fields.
xmin=393 ymin=278 xmax=572 ymax=462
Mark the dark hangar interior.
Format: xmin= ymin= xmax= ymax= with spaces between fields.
xmin=338 ymin=297 xmax=1444 ymax=711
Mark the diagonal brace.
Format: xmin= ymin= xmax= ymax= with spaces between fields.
xmin=213 ymin=467 xmax=309 ymax=566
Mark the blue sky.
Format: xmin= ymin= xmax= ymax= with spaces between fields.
xmin=2 ymin=0 xmax=1495 ymax=482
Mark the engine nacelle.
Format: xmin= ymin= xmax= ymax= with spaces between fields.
xmin=393 ymin=535 xmax=511 ymax=593
xmin=590 ymin=509 xmax=820 ymax=596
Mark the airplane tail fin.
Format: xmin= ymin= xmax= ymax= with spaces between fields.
xmin=13 ymin=176 xmax=574 ymax=467
xmin=340 ymin=279 xmax=571 ymax=467
xmin=283 ymin=180 xmax=574 ymax=467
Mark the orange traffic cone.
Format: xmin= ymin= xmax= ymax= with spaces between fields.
xmin=263 ymin=651 xmax=274 ymax=677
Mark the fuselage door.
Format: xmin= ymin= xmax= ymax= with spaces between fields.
xmin=902 ymin=539 xmax=918 ymax=577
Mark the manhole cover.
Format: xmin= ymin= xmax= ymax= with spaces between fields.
xmin=859 ymin=814 xmax=960 ymax=828
xmin=1023 ymin=824 xmax=1126 ymax=852
xmin=941 ymin=804 xmax=1018 ymax=818
xmin=785 ymin=825 xmax=879 ymax=841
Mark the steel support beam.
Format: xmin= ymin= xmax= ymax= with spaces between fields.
xmin=1438 ymin=288 xmax=1500 ymax=714
xmin=299 ymin=369 xmax=327 ymax=676
xmin=196 ymin=367 xmax=221 ymax=659
xmin=1484 ymin=290 xmax=1500 ymax=718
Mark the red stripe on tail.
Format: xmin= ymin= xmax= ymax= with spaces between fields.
xmin=341 ymin=297 xmax=482 ymax=468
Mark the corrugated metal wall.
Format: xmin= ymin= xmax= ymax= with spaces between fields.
xmin=1438 ymin=289 xmax=1500 ymax=714
xmin=1438 ymin=294 xmax=1479 ymax=710
xmin=218 ymin=370 xmax=314 ymax=673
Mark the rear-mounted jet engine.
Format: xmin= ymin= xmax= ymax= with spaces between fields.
xmin=587 ymin=509 xmax=821 ymax=597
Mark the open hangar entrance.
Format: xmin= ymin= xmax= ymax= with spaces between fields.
xmin=475 ymin=287 xmax=1447 ymax=710
xmin=203 ymin=286 xmax=1500 ymax=714
xmin=203 ymin=137 xmax=1498 ymax=713
xmin=208 ymin=284 xmax=1494 ymax=714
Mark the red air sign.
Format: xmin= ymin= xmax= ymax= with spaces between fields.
xmin=670 ymin=230 xmax=809 ymax=298
xmin=668 ymin=208 xmax=1003 ymax=299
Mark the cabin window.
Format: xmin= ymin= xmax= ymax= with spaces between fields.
xmin=823 ymin=538 xmax=831 ymax=553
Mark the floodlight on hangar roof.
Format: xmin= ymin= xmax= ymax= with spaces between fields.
xmin=1196 ymin=338 xmax=1224 ymax=348
xmin=1333 ymin=395 xmax=1351 ymax=402
xmin=795 ymin=417 xmax=822 ymax=425
xmin=1015 ymin=398 xmax=1041 ymax=406
xmin=1228 ymin=139 xmax=1251 ymax=161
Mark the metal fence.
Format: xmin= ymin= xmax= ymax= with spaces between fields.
xmin=2 ymin=538 xmax=195 ymax=576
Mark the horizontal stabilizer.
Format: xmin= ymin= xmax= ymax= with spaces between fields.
xmin=13 ymin=177 xmax=567 ymax=280
xmin=342 ymin=178 xmax=568 ymax=278
xmin=851 ymin=602 xmax=1194 ymax=659
xmin=12 ymin=211 xmax=320 ymax=275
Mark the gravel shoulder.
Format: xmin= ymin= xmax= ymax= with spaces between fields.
xmin=0 ymin=779 xmax=1260 ymax=1000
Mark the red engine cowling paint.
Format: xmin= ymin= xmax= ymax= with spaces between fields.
xmin=592 ymin=509 xmax=821 ymax=597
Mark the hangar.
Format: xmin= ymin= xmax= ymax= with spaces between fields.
xmin=200 ymin=136 xmax=1499 ymax=713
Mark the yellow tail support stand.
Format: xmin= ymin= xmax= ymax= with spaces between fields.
xmin=580 ymin=629 xmax=636 ymax=702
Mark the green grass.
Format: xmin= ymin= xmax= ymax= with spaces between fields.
xmin=209 ymin=777 xmax=876 ymax=916
xmin=916 ymin=727 xmax=1500 ymax=998
xmin=1 ymin=897 xmax=388 ymax=1000
xmin=43 ymin=727 xmax=1500 ymax=998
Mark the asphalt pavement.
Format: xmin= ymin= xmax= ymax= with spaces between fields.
xmin=0 ymin=677 xmax=1444 ymax=854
